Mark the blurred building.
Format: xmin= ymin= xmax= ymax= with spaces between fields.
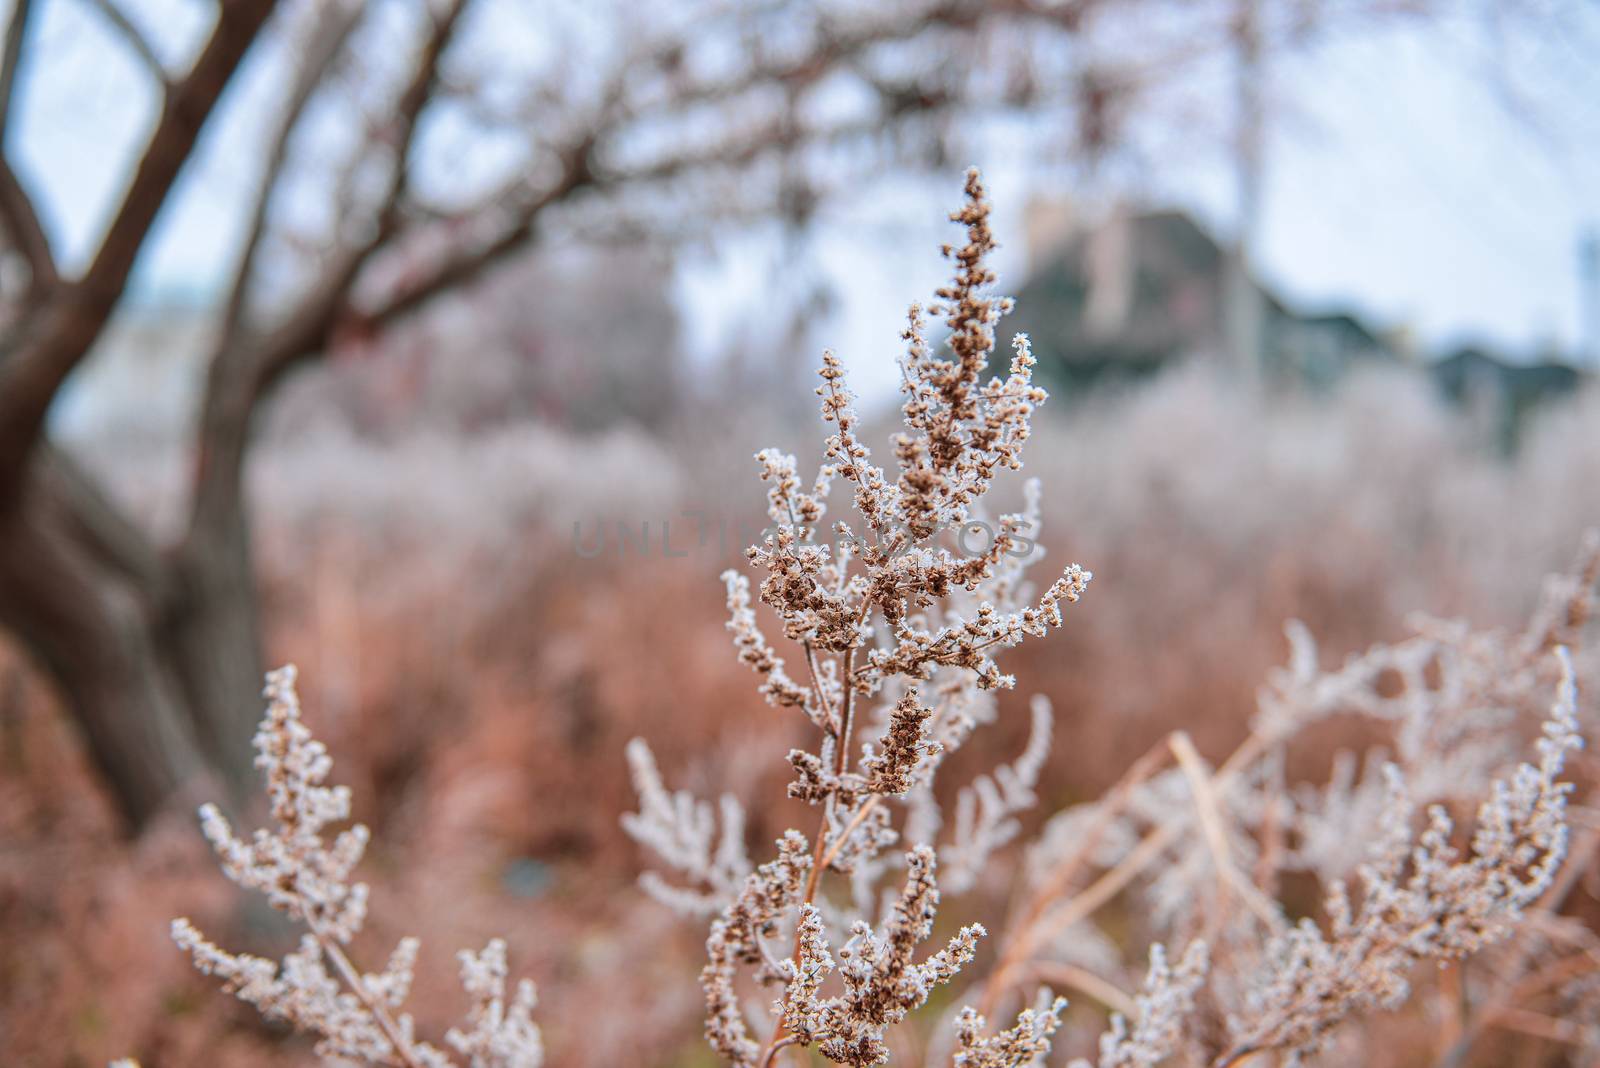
xmin=1008 ymin=198 xmax=1599 ymax=454
xmin=1430 ymin=344 xmax=1587 ymax=452
xmin=1011 ymin=201 xmax=1399 ymax=394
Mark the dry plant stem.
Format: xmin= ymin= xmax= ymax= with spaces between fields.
xmin=803 ymin=643 xmax=839 ymax=733
xmin=1254 ymin=789 xmax=1286 ymax=899
xmin=821 ymin=796 xmax=883 ymax=871
xmin=1005 ymin=739 xmax=1174 ymax=932
xmin=764 ymin=645 xmax=861 ymax=1065
xmin=807 ymin=645 xmax=859 ymax=907
xmin=981 ymin=825 xmax=1175 ymax=1022
xmin=1498 ymin=953 xmax=1597 ymax=1008
xmin=1433 ymin=825 xmax=1600 ymax=1068
xmin=1493 ymin=1008 xmax=1588 ymax=1045
xmin=1024 ymin=817 xmax=1172 ymax=956
xmin=976 ymin=736 xmax=1173 ymax=1019
xmin=759 ymin=1036 xmax=802 ymax=1068
xmin=1021 ymin=960 xmax=1137 ymax=1018
xmin=1436 ymin=962 xmax=1466 ymax=1056
xmin=1169 ymin=731 xmax=1281 ymax=930
xmin=980 ymin=728 xmax=1267 ymax=1020
xmin=304 ymin=913 xmax=425 ymax=1068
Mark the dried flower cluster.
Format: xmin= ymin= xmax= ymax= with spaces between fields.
xmin=1217 ymin=645 xmax=1582 ymax=1065
xmin=172 ymin=667 xmax=542 ymax=1068
xmin=963 ymin=538 xmax=1600 ymax=1068
xmin=630 ymin=168 xmax=1098 ymax=1068
xmin=623 ymin=175 xmax=1597 ymax=1068
xmin=165 ymin=175 xmax=1597 ymax=1068
xmin=953 ymin=994 xmax=1067 ymax=1068
xmin=622 ymin=736 xmax=752 ymax=916
xmin=775 ymin=846 xmax=986 ymax=1066
xmin=1071 ymin=943 xmax=1210 ymax=1068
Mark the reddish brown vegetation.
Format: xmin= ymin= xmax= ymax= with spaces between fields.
xmin=4 ymin=367 xmax=1598 ymax=1066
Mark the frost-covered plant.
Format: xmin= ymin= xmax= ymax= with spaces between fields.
xmin=966 ymin=539 xmax=1598 ymax=1068
xmin=622 ymin=174 xmax=1597 ymax=1068
xmin=628 ymin=169 xmax=1092 ymax=1068
xmin=942 ymin=695 xmax=1053 ymax=895
xmin=165 ymin=174 xmax=1597 ymax=1068
xmin=172 ymin=667 xmax=542 ymax=1068
xmin=1070 ymin=942 xmax=1210 ymax=1068
xmin=1217 ymin=645 xmax=1583 ymax=1065
xmin=621 ymin=736 xmax=752 ymax=916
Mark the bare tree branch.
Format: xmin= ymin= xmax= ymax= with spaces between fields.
xmin=187 ymin=0 xmax=469 ymax=535
xmin=369 ymin=0 xmax=471 ymax=234
xmin=81 ymin=0 xmax=276 ymax=313
xmin=0 ymin=154 xmax=54 ymax=291
xmin=355 ymin=145 xmax=592 ymax=339
xmin=247 ymin=0 xmax=469 ymax=383
xmin=335 ymin=1 xmax=1086 ymax=337
xmin=217 ymin=0 xmax=364 ymax=347
xmin=0 ymin=0 xmax=34 ymax=144
xmin=0 ymin=0 xmax=278 ymax=500
xmin=358 ymin=105 xmax=891 ymax=337
xmin=82 ymin=0 xmax=169 ymax=90
xmin=210 ymin=0 xmax=1107 ymax=403
xmin=0 ymin=0 xmax=54 ymax=293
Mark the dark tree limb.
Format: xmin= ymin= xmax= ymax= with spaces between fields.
xmin=217 ymin=1 xmax=365 ymax=351
xmin=194 ymin=0 xmax=469 ymax=521
xmin=0 ymin=0 xmax=278 ymax=500
xmin=0 ymin=0 xmax=53 ymax=294
xmin=82 ymin=0 xmax=170 ymax=90
xmin=0 ymin=155 xmax=55 ymax=291
xmin=0 ymin=460 xmax=205 ymax=827
xmin=0 ymin=0 xmax=33 ymax=143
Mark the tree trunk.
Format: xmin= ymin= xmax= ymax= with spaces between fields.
xmin=0 ymin=447 xmax=263 ymax=829
xmin=0 ymin=456 xmax=205 ymax=827
xmin=0 ymin=0 xmax=289 ymax=828
xmin=168 ymin=483 xmax=264 ymax=791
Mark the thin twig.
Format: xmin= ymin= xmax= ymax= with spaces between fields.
xmin=83 ymin=0 xmax=168 ymax=87
xmin=1170 ymin=730 xmax=1281 ymax=930
xmin=1020 ymin=960 xmax=1137 ymax=1018
xmin=979 ymin=729 xmax=1268 ymax=1021
xmin=820 ymin=795 xmax=882 ymax=872
xmin=758 ymin=1034 xmax=801 ymax=1068
xmin=977 ymin=734 xmax=1174 ymax=1020
xmin=304 ymin=912 xmax=426 ymax=1068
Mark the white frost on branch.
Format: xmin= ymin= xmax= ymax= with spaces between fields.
xmin=621 ymin=736 xmax=751 ymax=916
xmin=1223 ymin=647 xmax=1584 ymax=1063
xmin=1069 ymin=941 xmax=1210 ymax=1068
xmin=943 ymin=695 xmax=1054 ymax=894
xmin=172 ymin=665 xmax=543 ymax=1068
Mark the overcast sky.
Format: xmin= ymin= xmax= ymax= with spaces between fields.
xmin=12 ymin=1 xmax=1600 ymax=410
